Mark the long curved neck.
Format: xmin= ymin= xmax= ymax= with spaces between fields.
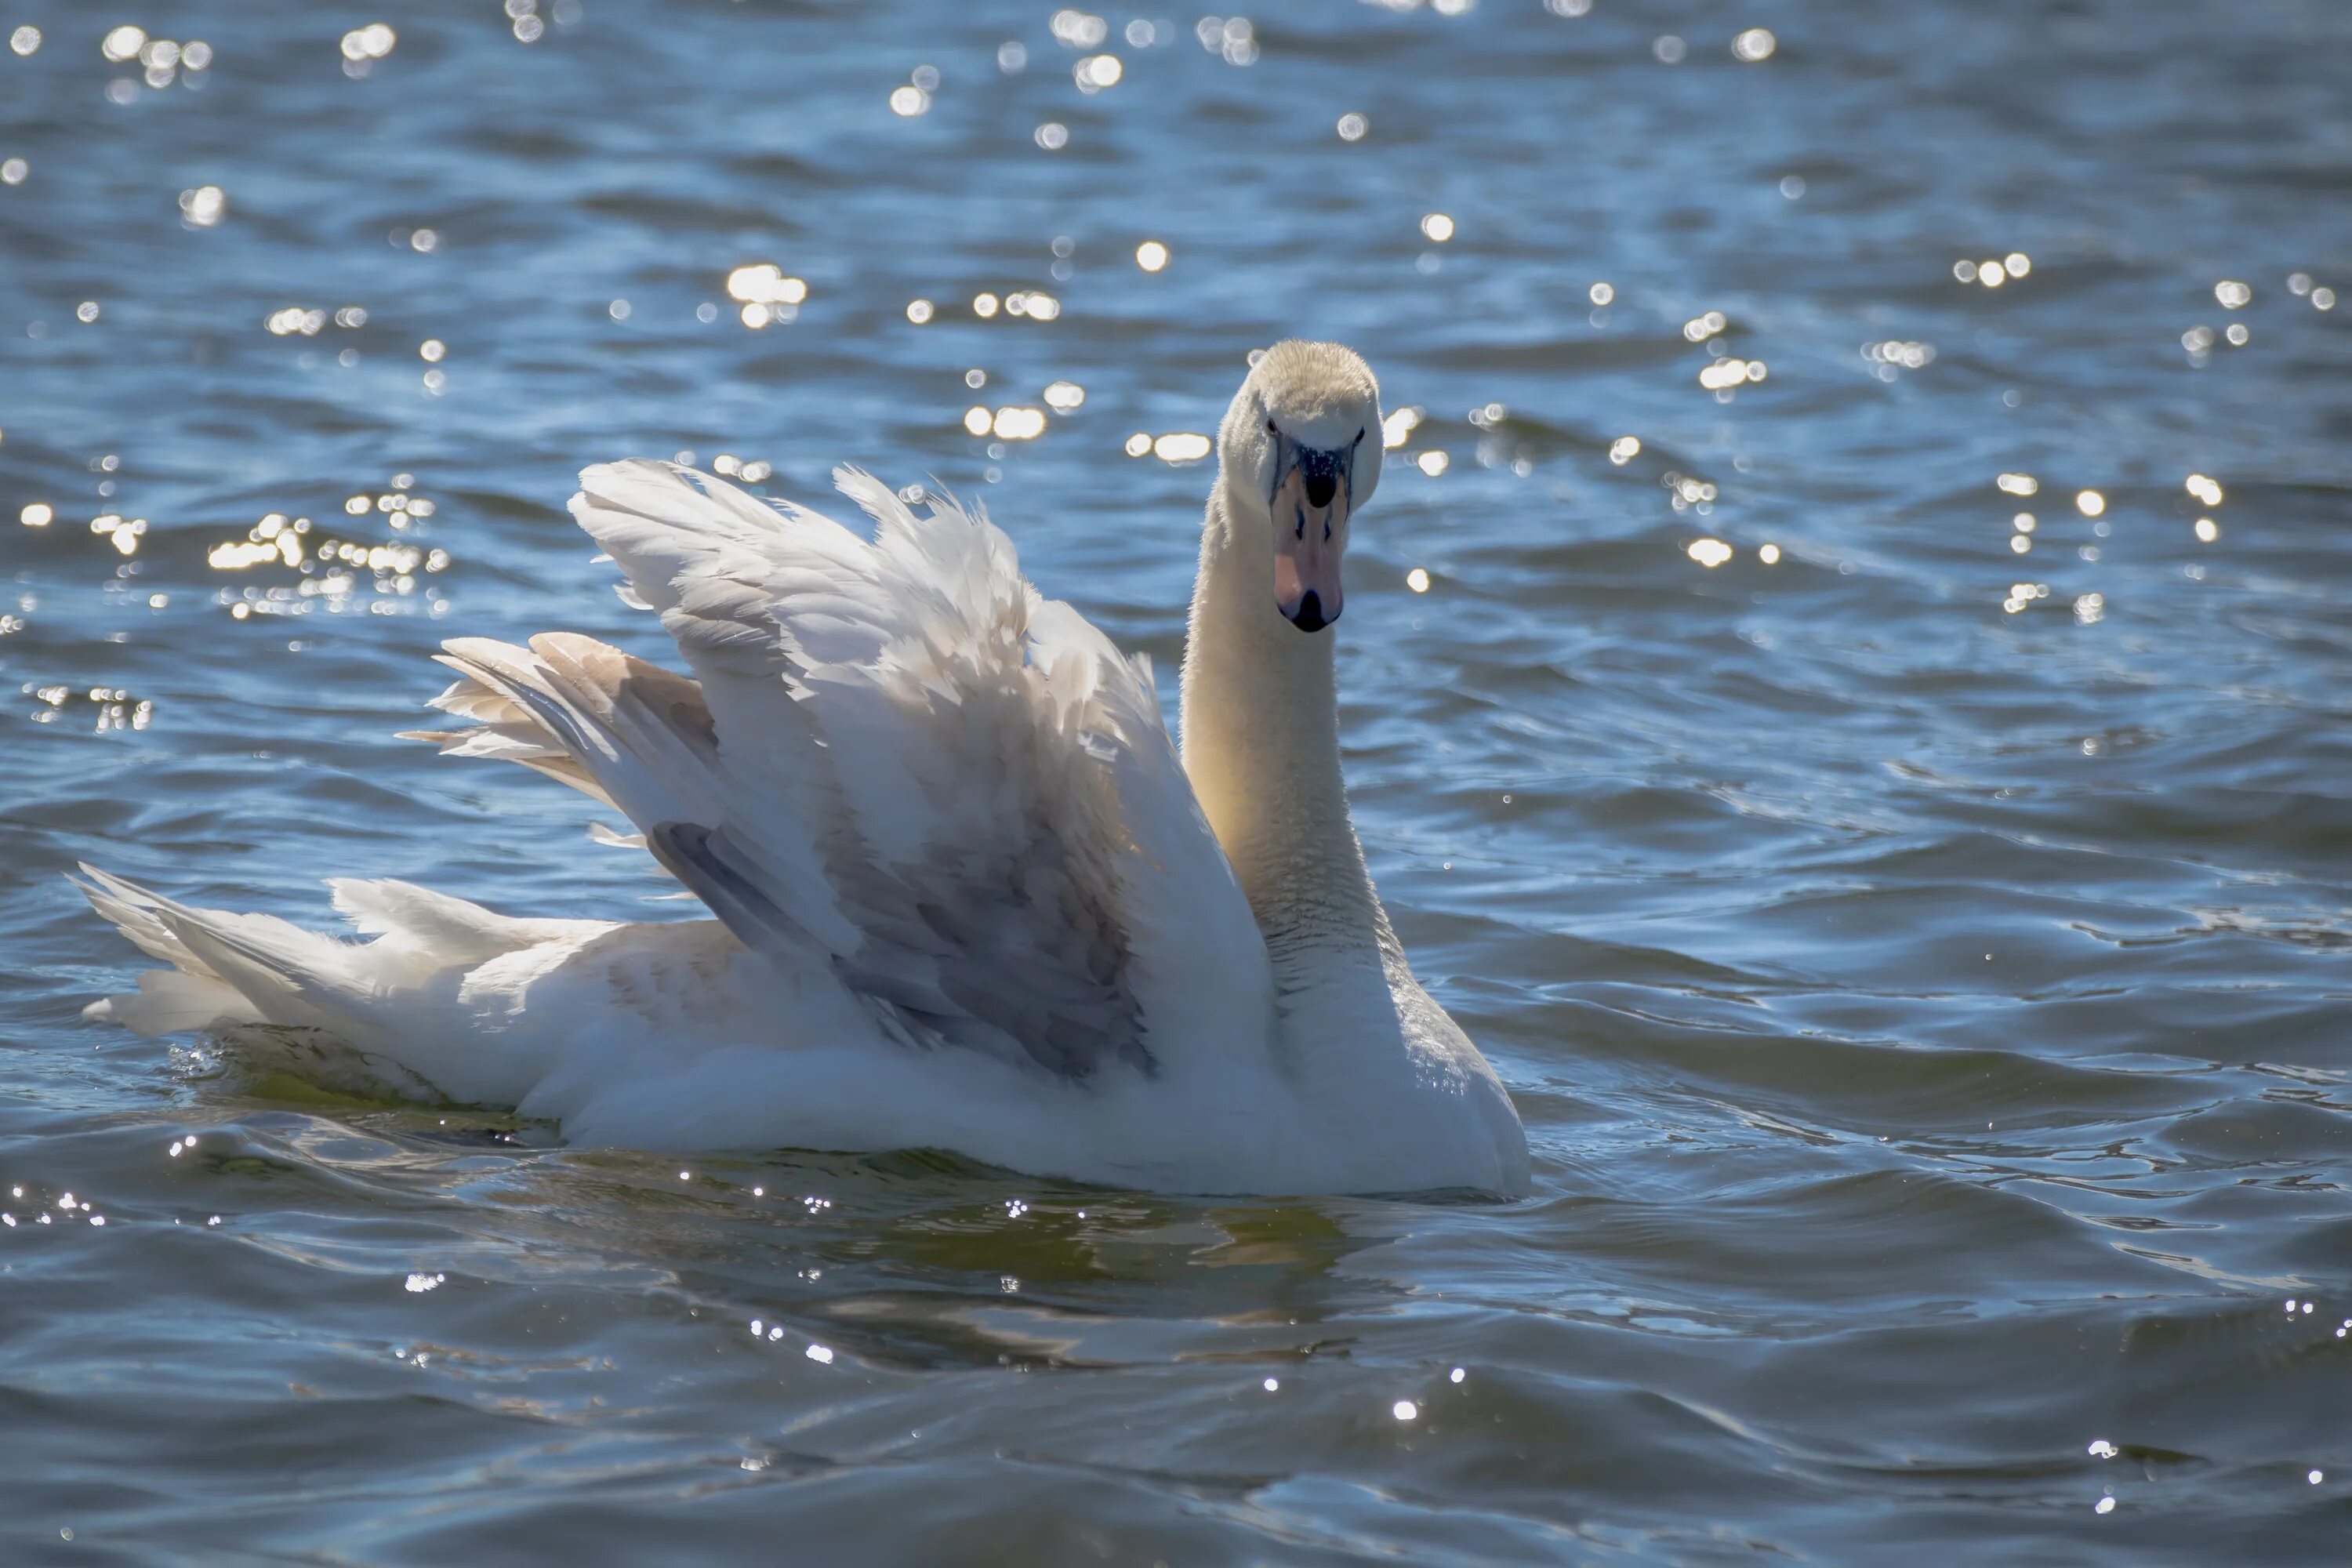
xmin=1179 ymin=481 xmax=1393 ymax=998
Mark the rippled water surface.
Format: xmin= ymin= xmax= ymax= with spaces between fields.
xmin=5 ymin=1 xmax=2351 ymax=1560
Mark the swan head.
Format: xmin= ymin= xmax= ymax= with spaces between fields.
xmin=1218 ymin=340 xmax=1384 ymax=634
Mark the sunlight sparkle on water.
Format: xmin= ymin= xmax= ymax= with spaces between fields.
xmin=991 ymin=407 xmax=1047 ymax=441
xmin=1150 ymin=433 xmax=1211 ymax=463
xmin=727 ymin=265 xmax=807 ymax=308
xmin=1864 ymin=340 xmax=1935 ymax=373
xmin=178 ymin=186 xmax=227 ymax=227
xmin=1052 ymin=9 xmax=1109 ymax=47
xmin=1199 ymin=16 xmax=1258 ymax=66
xmin=340 ymin=24 xmax=396 ymax=64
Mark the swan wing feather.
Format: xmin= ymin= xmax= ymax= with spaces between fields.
xmin=561 ymin=460 xmax=1258 ymax=1080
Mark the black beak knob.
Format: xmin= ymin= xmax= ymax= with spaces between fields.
xmin=1289 ymin=590 xmax=1328 ymax=633
xmin=1303 ymin=471 xmax=1337 ymax=508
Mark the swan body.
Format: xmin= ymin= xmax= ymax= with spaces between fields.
xmin=80 ymin=342 xmax=1530 ymax=1196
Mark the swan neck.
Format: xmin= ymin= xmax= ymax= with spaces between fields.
xmin=1179 ymin=482 xmax=1388 ymax=970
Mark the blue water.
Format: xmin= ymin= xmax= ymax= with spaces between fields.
xmin=3 ymin=1 xmax=2350 ymax=1560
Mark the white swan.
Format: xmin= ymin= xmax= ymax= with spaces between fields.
xmin=79 ymin=341 xmax=1530 ymax=1196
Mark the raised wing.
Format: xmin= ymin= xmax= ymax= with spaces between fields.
xmin=470 ymin=459 xmax=1265 ymax=1080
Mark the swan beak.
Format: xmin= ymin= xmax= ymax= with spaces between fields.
xmin=1271 ymin=442 xmax=1350 ymax=633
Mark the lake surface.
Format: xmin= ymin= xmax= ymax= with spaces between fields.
xmin=4 ymin=0 xmax=2350 ymax=1560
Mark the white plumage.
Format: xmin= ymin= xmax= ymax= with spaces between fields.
xmin=81 ymin=345 xmax=1530 ymax=1195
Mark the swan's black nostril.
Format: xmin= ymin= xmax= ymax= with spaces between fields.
xmin=1290 ymin=590 xmax=1327 ymax=633
xmin=1303 ymin=471 xmax=1337 ymax=509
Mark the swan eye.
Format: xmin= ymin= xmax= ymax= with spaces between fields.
xmin=1265 ymin=418 xmax=1279 ymax=435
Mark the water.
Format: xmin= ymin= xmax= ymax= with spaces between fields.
xmin=4 ymin=0 xmax=2349 ymax=1559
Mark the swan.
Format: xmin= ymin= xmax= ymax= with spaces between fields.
xmin=78 ymin=340 xmax=1530 ymax=1196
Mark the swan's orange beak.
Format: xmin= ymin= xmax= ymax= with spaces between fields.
xmin=1272 ymin=447 xmax=1349 ymax=633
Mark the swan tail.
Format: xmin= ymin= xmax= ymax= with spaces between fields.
xmin=78 ymin=866 xmax=637 ymax=1105
xmin=84 ymin=966 xmax=252 ymax=1037
xmin=74 ymin=866 xmax=377 ymax=1040
xmin=76 ymin=866 xmax=600 ymax=1033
